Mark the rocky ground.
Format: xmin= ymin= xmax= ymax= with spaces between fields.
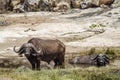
xmin=0 ymin=0 xmax=120 ymax=68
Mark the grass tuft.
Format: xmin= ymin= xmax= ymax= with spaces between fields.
xmin=0 ymin=66 xmax=120 ymax=80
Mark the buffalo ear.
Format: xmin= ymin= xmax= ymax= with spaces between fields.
xmin=32 ymin=49 xmax=43 ymax=56
xmin=30 ymin=44 xmax=43 ymax=55
xmin=37 ymin=49 xmax=43 ymax=55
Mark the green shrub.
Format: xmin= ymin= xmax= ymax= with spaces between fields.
xmin=89 ymin=24 xmax=106 ymax=28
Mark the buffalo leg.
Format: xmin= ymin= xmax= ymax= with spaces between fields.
xmin=53 ymin=59 xmax=59 ymax=68
xmin=54 ymin=54 xmax=65 ymax=68
xmin=58 ymin=54 xmax=65 ymax=68
xmin=29 ymin=60 xmax=35 ymax=70
xmin=27 ymin=58 xmax=36 ymax=70
xmin=36 ymin=60 xmax=40 ymax=70
xmin=31 ymin=62 xmax=36 ymax=70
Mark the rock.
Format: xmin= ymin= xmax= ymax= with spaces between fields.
xmin=24 ymin=28 xmax=36 ymax=32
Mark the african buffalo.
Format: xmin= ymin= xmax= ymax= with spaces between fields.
xmin=69 ymin=54 xmax=109 ymax=67
xmin=14 ymin=38 xmax=65 ymax=70
xmin=92 ymin=54 xmax=109 ymax=67
xmin=69 ymin=54 xmax=97 ymax=65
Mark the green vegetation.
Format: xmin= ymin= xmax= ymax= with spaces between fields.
xmin=89 ymin=24 xmax=106 ymax=28
xmin=78 ymin=47 xmax=119 ymax=55
xmin=105 ymin=48 xmax=118 ymax=56
xmin=88 ymin=47 xmax=120 ymax=58
xmin=0 ymin=66 xmax=120 ymax=80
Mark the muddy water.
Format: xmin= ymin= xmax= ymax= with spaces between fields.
xmin=0 ymin=55 xmax=120 ymax=69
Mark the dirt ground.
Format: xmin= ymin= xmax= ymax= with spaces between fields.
xmin=0 ymin=1 xmax=120 ymax=68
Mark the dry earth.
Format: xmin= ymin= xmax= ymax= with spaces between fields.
xmin=0 ymin=0 xmax=120 ymax=68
